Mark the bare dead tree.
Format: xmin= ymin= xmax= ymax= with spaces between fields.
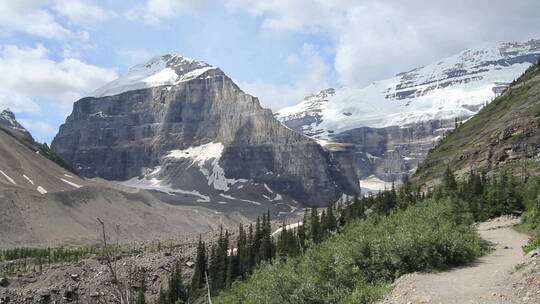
xmin=97 ymin=218 xmax=127 ymax=304
xmin=205 ymin=271 xmax=213 ymax=304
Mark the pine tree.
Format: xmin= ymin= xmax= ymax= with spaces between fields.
xmin=297 ymin=218 xmax=306 ymax=251
xmin=326 ymin=205 xmax=337 ymax=233
xmin=236 ymin=224 xmax=247 ymax=277
xmin=190 ymin=237 xmax=206 ymax=294
xmin=443 ymin=165 xmax=458 ymax=191
xmin=168 ymin=261 xmax=187 ymax=304
xmin=135 ymin=279 xmax=147 ymax=304
xmin=310 ymin=207 xmax=321 ymax=243
xmin=247 ymin=223 xmax=254 ymax=273
xmin=156 ymin=287 xmax=167 ymax=304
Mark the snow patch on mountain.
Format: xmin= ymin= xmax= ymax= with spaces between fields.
xmin=37 ymin=186 xmax=47 ymax=194
xmin=60 ymin=178 xmax=82 ymax=188
xmin=360 ymin=175 xmax=393 ymax=192
xmin=167 ymin=142 xmax=247 ymax=191
xmin=119 ymin=175 xmax=211 ymax=202
xmin=91 ymin=54 xmax=218 ymax=98
xmin=0 ymin=170 xmax=16 ymax=185
xmin=277 ymin=40 xmax=540 ymax=139
xmin=23 ymin=174 xmax=34 ymax=185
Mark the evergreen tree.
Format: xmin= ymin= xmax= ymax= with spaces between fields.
xmin=310 ymin=207 xmax=321 ymax=243
xmin=443 ymin=165 xmax=458 ymax=191
xmin=135 ymin=279 xmax=146 ymax=304
xmin=168 ymin=261 xmax=187 ymax=304
xmin=236 ymin=224 xmax=247 ymax=277
xmin=156 ymin=287 xmax=167 ymax=304
xmin=190 ymin=237 xmax=207 ymax=294
xmin=297 ymin=217 xmax=306 ymax=251
xmin=325 ymin=205 xmax=337 ymax=233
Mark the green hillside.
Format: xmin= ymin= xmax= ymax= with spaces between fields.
xmin=414 ymin=59 xmax=540 ymax=186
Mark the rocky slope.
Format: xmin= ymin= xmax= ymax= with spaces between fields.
xmin=277 ymin=39 xmax=540 ymax=190
xmin=414 ymin=57 xmax=540 ymax=185
xmin=0 ymin=109 xmax=32 ymax=139
xmin=0 ymin=112 xmax=247 ymax=249
xmin=51 ymin=55 xmax=359 ymax=213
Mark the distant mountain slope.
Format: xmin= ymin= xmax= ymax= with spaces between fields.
xmin=52 ymin=54 xmax=359 ymax=212
xmin=0 ymin=109 xmax=32 ymax=139
xmin=414 ymin=58 xmax=540 ymax=185
xmin=276 ymin=39 xmax=540 ymax=188
xmin=0 ymin=115 xmax=246 ymax=249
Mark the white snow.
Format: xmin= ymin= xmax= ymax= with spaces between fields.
xmin=360 ymin=175 xmax=392 ymax=192
xmin=60 ymin=178 xmax=83 ymax=188
xmin=218 ymin=193 xmax=261 ymax=205
xmin=264 ymin=184 xmax=273 ymax=193
xmin=271 ymin=222 xmax=303 ymax=237
xmin=277 ymin=40 xmax=540 ymax=139
xmin=91 ymin=54 xmax=218 ymax=98
xmin=37 ymin=186 xmax=47 ymax=194
xmin=63 ymin=174 xmax=74 ymax=178
xmin=0 ymin=170 xmax=16 ymax=185
xmin=23 ymin=174 xmax=34 ymax=185
xmin=118 ymin=176 xmax=211 ymax=202
xmin=167 ymin=142 xmax=247 ymax=191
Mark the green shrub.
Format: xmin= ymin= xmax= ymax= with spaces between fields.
xmin=215 ymin=198 xmax=486 ymax=304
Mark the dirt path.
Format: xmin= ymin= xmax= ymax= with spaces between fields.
xmin=378 ymin=216 xmax=531 ymax=304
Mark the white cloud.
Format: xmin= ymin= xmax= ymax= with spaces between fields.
xmin=127 ymin=0 xmax=214 ymax=23
xmin=18 ymin=118 xmax=56 ymax=137
xmin=53 ymin=0 xmax=108 ymax=24
xmin=0 ymin=0 xmax=74 ymax=39
xmin=238 ymin=44 xmax=331 ymax=111
xmin=227 ymin=0 xmax=540 ymax=88
xmin=116 ymin=49 xmax=154 ymax=67
xmin=0 ymin=44 xmax=117 ymax=113
xmin=0 ymin=0 xmax=113 ymax=40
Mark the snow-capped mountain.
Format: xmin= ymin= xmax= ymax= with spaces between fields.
xmin=277 ymin=40 xmax=540 ymax=138
xmin=0 ymin=109 xmax=32 ymax=139
xmin=92 ymin=54 xmax=220 ymax=97
xmin=277 ymin=39 xmax=540 ymax=189
xmin=52 ymin=54 xmax=359 ymax=217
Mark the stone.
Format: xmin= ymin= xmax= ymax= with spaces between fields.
xmin=0 ymin=278 xmax=7 ymax=287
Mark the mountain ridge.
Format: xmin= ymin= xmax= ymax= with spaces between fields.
xmin=52 ymin=55 xmax=360 ymax=215
xmin=276 ymin=39 xmax=540 ymax=188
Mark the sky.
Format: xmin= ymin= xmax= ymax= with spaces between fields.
xmin=0 ymin=0 xmax=539 ymax=143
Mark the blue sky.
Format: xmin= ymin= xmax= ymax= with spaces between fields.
xmin=0 ymin=0 xmax=539 ymax=143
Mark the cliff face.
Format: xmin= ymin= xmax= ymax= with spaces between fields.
xmin=0 ymin=113 xmax=245 ymax=249
xmin=277 ymin=40 xmax=540 ymax=189
xmin=52 ymin=55 xmax=359 ymax=208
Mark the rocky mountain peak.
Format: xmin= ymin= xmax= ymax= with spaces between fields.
xmin=0 ymin=108 xmax=32 ymax=138
xmin=91 ymin=54 xmax=221 ymax=98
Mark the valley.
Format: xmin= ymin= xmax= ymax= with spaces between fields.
xmin=1 ymin=39 xmax=540 ymax=304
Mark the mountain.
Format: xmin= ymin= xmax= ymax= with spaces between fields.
xmin=0 ymin=109 xmax=32 ymax=139
xmin=0 ymin=112 xmax=247 ymax=249
xmin=414 ymin=57 xmax=540 ymax=185
xmin=276 ymin=39 xmax=540 ymax=191
xmin=51 ymin=55 xmax=359 ymax=215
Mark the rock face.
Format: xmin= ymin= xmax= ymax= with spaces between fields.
xmin=276 ymin=40 xmax=540 ymax=189
xmin=0 ymin=109 xmax=32 ymax=139
xmin=52 ymin=55 xmax=359 ymax=209
xmin=0 ymin=114 xmax=246 ymax=249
